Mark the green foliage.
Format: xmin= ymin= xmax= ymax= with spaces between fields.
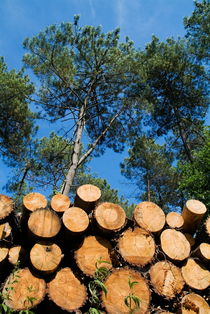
xmin=183 ymin=0 xmax=210 ymax=61
xmin=0 ymin=57 xmax=36 ymax=161
xmin=124 ymin=277 xmax=141 ymax=314
xmin=137 ymin=36 xmax=208 ymax=162
xmin=121 ymin=135 xmax=181 ymax=212
xmin=178 ymin=128 xmax=210 ymax=213
xmin=87 ymin=259 xmax=111 ymax=314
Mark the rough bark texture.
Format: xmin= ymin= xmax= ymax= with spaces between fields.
xmin=28 ymin=208 xmax=61 ymax=239
xmin=118 ymin=227 xmax=155 ymax=266
xmin=3 ymin=268 xmax=46 ymax=311
xmin=51 ymin=194 xmax=71 ymax=213
xmin=102 ymin=268 xmax=150 ymax=314
xmin=47 ymin=267 xmax=87 ymax=312
xmin=160 ymin=229 xmax=191 ymax=261
xmin=181 ymin=258 xmax=210 ymax=290
xmin=182 ymin=199 xmax=207 ymax=234
xmin=30 ymin=242 xmax=63 ymax=273
xmin=149 ymin=261 xmax=184 ymax=299
xmin=74 ymin=235 xmax=112 ymax=276
xmin=94 ymin=202 xmax=127 ymax=233
xmin=134 ymin=201 xmax=165 ymax=233
xmin=74 ymin=184 xmax=101 ymax=212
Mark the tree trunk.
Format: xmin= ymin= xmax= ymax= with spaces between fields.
xmin=149 ymin=261 xmax=184 ymax=299
xmin=134 ymin=201 xmax=165 ymax=233
xmin=74 ymin=235 xmax=112 ymax=276
xmin=3 ymin=268 xmax=46 ymax=311
xmin=102 ymin=268 xmax=150 ymax=314
xmin=62 ymin=104 xmax=85 ymax=196
xmin=47 ymin=267 xmax=87 ymax=312
xmin=74 ymin=184 xmax=101 ymax=212
xmin=160 ymin=229 xmax=190 ymax=261
xmin=30 ymin=242 xmax=63 ymax=274
xmin=181 ymin=258 xmax=210 ymax=290
xmin=181 ymin=293 xmax=210 ymax=314
xmin=94 ymin=202 xmax=127 ymax=234
xmin=118 ymin=227 xmax=155 ymax=267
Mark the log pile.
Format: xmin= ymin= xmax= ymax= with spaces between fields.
xmin=0 ymin=188 xmax=209 ymax=313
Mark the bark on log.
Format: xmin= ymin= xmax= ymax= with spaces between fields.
xmin=181 ymin=293 xmax=210 ymax=314
xmin=8 ymin=246 xmax=27 ymax=265
xmin=0 ymin=194 xmax=14 ymax=220
xmin=30 ymin=242 xmax=63 ymax=273
xmin=74 ymin=184 xmax=101 ymax=212
xmin=166 ymin=212 xmax=184 ymax=229
xmin=102 ymin=268 xmax=150 ymax=314
xmin=94 ymin=202 xmax=127 ymax=233
xmin=184 ymin=233 xmax=195 ymax=247
xmin=181 ymin=258 xmax=210 ymax=290
xmin=47 ymin=267 xmax=87 ymax=312
xmin=62 ymin=207 xmax=89 ymax=234
xmin=182 ymin=199 xmax=207 ymax=234
xmin=118 ymin=227 xmax=155 ymax=267
xmin=192 ymin=243 xmax=210 ymax=264
xmin=23 ymin=192 xmax=47 ymax=212
xmin=134 ymin=201 xmax=165 ymax=233
xmin=51 ymin=194 xmax=70 ymax=213
xmin=160 ymin=229 xmax=190 ymax=261
xmin=28 ymin=209 xmax=61 ymax=239
xmin=149 ymin=261 xmax=184 ymax=299
xmin=74 ymin=235 xmax=112 ymax=276
xmin=3 ymin=268 xmax=46 ymax=311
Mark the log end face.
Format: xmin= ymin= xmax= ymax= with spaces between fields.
xmin=51 ymin=194 xmax=70 ymax=212
xmin=0 ymin=194 xmax=14 ymax=220
xmin=95 ymin=202 xmax=126 ymax=231
xmin=23 ymin=192 xmax=47 ymax=212
xmin=77 ymin=184 xmax=101 ymax=203
xmin=185 ymin=199 xmax=207 ymax=215
xmin=62 ymin=207 xmax=89 ymax=233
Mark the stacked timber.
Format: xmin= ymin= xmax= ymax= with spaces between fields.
xmin=0 ymin=186 xmax=209 ymax=313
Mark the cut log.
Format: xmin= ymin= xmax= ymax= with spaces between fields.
xmin=102 ymin=268 xmax=150 ymax=314
xmin=74 ymin=235 xmax=112 ymax=276
xmin=118 ymin=227 xmax=155 ymax=267
xmin=62 ymin=207 xmax=89 ymax=234
xmin=181 ymin=293 xmax=210 ymax=314
xmin=74 ymin=184 xmax=101 ymax=212
xmin=94 ymin=202 xmax=127 ymax=233
xmin=0 ymin=247 xmax=9 ymax=265
xmin=0 ymin=194 xmax=14 ymax=220
xmin=47 ymin=267 xmax=87 ymax=312
xmin=28 ymin=208 xmax=61 ymax=239
xmin=51 ymin=194 xmax=70 ymax=213
xmin=0 ymin=222 xmax=12 ymax=240
xmin=181 ymin=258 xmax=210 ymax=290
xmin=149 ymin=261 xmax=184 ymax=299
xmin=184 ymin=233 xmax=195 ymax=247
xmin=196 ymin=216 xmax=210 ymax=244
xmin=30 ymin=242 xmax=63 ymax=273
xmin=3 ymin=268 xmax=46 ymax=311
xmin=182 ymin=199 xmax=207 ymax=234
xmin=160 ymin=229 xmax=190 ymax=261
xmin=166 ymin=212 xmax=184 ymax=229
xmin=192 ymin=243 xmax=210 ymax=264
xmin=8 ymin=246 xmax=27 ymax=265
xmin=23 ymin=192 xmax=47 ymax=212
xmin=134 ymin=201 xmax=165 ymax=233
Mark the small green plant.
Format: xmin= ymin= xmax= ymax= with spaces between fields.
xmin=124 ymin=277 xmax=141 ymax=314
xmin=86 ymin=258 xmax=111 ymax=314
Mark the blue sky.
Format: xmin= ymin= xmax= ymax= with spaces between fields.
xmin=0 ymin=0 xmax=198 ymax=202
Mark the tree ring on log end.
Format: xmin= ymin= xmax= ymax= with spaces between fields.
xmin=23 ymin=192 xmax=47 ymax=212
xmin=118 ymin=227 xmax=155 ymax=266
xmin=95 ymin=202 xmax=126 ymax=232
xmin=47 ymin=267 xmax=87 ymax=312
xmin=62 ymin=207 xmax=89 ymax=233
xmin=102 ymin=268 xmax=150 ymax=314
xmin=134 ymin=201 xmax=165 ymax=233
xmin=51 ymin=194 xmax=70 ymax=213
xmin=0 ymin=194 xmax=14 ymax=220
xmin=181 ymin=293 xmax=210 ymax=314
